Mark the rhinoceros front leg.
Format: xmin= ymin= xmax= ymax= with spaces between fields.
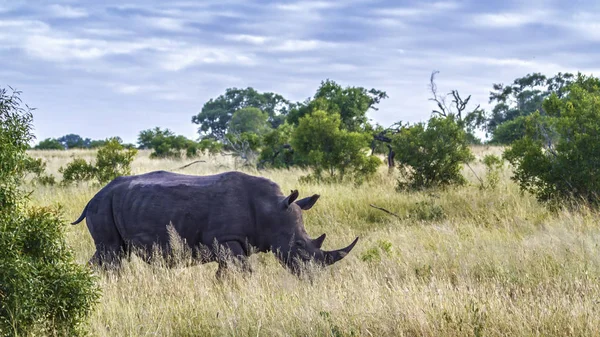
xmin=215 ymin=241 xmax=252 ymax=279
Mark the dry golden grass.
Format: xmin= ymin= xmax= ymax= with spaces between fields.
xmin=27 ymin=147 xmax=600 ymax=337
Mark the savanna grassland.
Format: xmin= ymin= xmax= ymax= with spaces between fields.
xmin=27 ymin=147 xmax=600 ymax=337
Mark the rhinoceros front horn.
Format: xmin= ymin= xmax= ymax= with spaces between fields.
xmin=323 ymin=237 xmax=359 ymax=265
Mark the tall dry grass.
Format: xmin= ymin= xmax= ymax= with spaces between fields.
xmin=26 ymin=147 xmax=600 ymax=336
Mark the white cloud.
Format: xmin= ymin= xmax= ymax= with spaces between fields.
xmin=269 ymin=39 xmax=333 ymax=52
xmin=471 ymin=10 xmax=551 ymax=28
xmin=145 ymin=17 xmax=187 ymax=31
xmin=160 ymin=47 xmax=256 ymax=71
xmin=276 ymin=1 xmax=340 ymax=12
xmin=21 ymin=35 xmax=176 ymax=62
xmin=47 ymin=4 xmax=89 ymax=19
xmin=372 ymin=1 xmax=461 ymax=18
xmin=225 ymin=34 xmax=269 ymax=45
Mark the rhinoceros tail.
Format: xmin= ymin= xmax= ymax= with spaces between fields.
xmin=71 ymin=202 xmax=89 ymax=225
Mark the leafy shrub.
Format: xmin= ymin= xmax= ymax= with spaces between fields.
xmin=489 ymin=116 xmax=528 ymax=144
xmin=257 ymin=122 xmax=295 ymax=169
xmin=34 ymin=137 xmax=64 ymax=150
xmin=0 ymin=87 xmax=100 ymax=336
xmin=198 ymin=138 xmax=223 ymax=155
xmin=503 ymin=74 xmax=600 ymax=206
xmin=392 ymin=115 xmax=474 ymax=190
xmin=95 ymin=138 xmax=137 ymax=184
xmin=409 ymin=200 xmax=446 ymax=221
xmin=59 ymin=158 xmax=96 ymax=184
xmin=481 ymin=154 xmax=504 ymax=189
xmin=291 ymin=110 xmax=381 ymax=183
xmin=60 ymin=137 xmax=137 ymax=185
xmin=138 ymin=127 xmax=198 ymax=159
xmin=35 ymin=174 xmax=57 ymax=186
xmin=361 ymin=240 xmax=393 ymax=262
xmin=23 ymin=156 xmax=57 ymax=186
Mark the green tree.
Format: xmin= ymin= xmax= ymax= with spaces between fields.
xmin=257 ymin=122 xmax=295 ymax=169
xmin=392 ymin=115 xmax=474 ymax=190
xmin=287 ymin=79 xmax=388 ymax=132
xmin=489 ymin=115 xmax=528 ymax=144
xmin=60 ymin=137 xmax=137 ymax=185
xmin=34 ymin=137 xmax=64 ymax=150
xmin=89 ymin=139 xmax=107 ymax=148
xmin=486 ymin=72 xmax=575 ymax=142
xmin=0 ymin=87 xmax=100 ymax=336
xmin=57 ymin=134 xmax=91 ymax=149
xmin=192 ymin=87 xmax=291 ymax=140
xmin=291 ymin=110 xmax=381 ymax=182
xmin=137 ymin=127 xmax=198 ymax=159
xmin=503 ymin=74 xmax=600 ymax=206
xmin=228 ymin=107 xmax=271 ymax=135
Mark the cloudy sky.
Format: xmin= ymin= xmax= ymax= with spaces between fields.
xmin=1 ymin=0 xmax=599 ymax=144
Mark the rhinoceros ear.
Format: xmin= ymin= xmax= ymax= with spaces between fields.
xmin=282 ymin=190 xmax=299 ymax=208
xmin=295 ymin=194 xmax=320 ymax=210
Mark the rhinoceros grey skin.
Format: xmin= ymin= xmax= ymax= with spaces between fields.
xmin=71 ymin=170 xmax=358 ymax=276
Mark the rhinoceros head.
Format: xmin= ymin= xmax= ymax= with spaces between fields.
xmin=273 ymin=190 xmax=359 ymax=274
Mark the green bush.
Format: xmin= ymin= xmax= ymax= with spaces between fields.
xmin=489 ymin=116 xmax=528 ymax=144
xmin=392 ymin=115 xmax=474 ymax=190
xmin=291 ymin=110 xmax=381 ymax=183
xmin=503 ymin=74 xmax=600 ymax=206
xmin=257 ymin=122 xmax=295 ymax=169
xmin=34 ymin=137 xmax=64 ymax=150
xmin=59 ymin=158 xmax=96 ymax=184
xmin=95 ymin=138 xmax=137 ymax=184
xmin=138 ymin=127 xmax=198 ymax=159
xmin=198 ymin=138 xmax=223 ymax=155
xmin=481 ymin=154 xmax=504 ymax=189
xmin=0 ymin=87 xmax=100 ymax=336
xmin=60 ymin=137 xmax=137 ymax=185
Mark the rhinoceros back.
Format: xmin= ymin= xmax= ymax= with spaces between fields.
xmin=99 ymin=170 xmax=280 ymax=249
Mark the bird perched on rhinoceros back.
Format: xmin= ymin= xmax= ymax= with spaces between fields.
xmin=71 ymin=170 xmax=358 ymax=276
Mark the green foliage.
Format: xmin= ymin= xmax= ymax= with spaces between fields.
xmin=89 ymin=139 xmax=107 ymax=148
xmin=392 ymin=115 xmax=474 ymax=190
xmin=34 ymin=135 xmax=114 ymax=150
xmin=192 ymin=87 xmax=291 ymax=140
xmin=287 ymin=79 xmax=388 ymax=132
xmin=59 ymin=158 xmax=96 ymax=184
xmin=60 ymin=138 xmax=137 ymax=185
xmin=360 ymin=240 xmax=393 ymax=262
xmin=198 ymin=138 xmax=223 ymax=155
xmin=57 ymin=134 xmax=90 ymax=149
xmin=22 ymin=156 xmax=57 ymax=186
xmin=0 ymin=87 xmax=100 ymax=336
xmin=224 ymin=132 xmax=262 ymax=165
xmin=291 ymin=110 xmax=381 ymax=183
xmin=34 ymin=137 xmax=64 ymax=150
xmin=489 ymin=116 xmax=528 ymax=144
xmin=486 ymin=72 xmax=575 ymax=143
xmin=503 ymin=74 xmax=600 ymax=206
xmin=409 ymin=200 xmax=446 ymax=221
xmin=94 ymin=138 xmax=137 ymax=184
xmin=228 ymin=107 xmax=270 ymax=135
xmin=137 ymin=127 xmax=198 ymax=159
xmin=481 ymin=154 xmax=504 ymax=189
xmin=257 ymin=122 xmax=295 ymax=169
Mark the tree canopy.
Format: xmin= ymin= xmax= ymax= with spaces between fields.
xmin=192 ymin=87 xmax=292 ymax=140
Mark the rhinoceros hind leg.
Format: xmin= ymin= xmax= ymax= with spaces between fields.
xmin=215 ymin=241 xmax=252 ymax=279
xmin=89 ymin=243 xmax=126 ymax=270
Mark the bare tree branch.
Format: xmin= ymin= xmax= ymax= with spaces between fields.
xmin=369 ymin=204 xmax=401 ymax=218
xmin=173 ymin=160 xmax=206 ymax=170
